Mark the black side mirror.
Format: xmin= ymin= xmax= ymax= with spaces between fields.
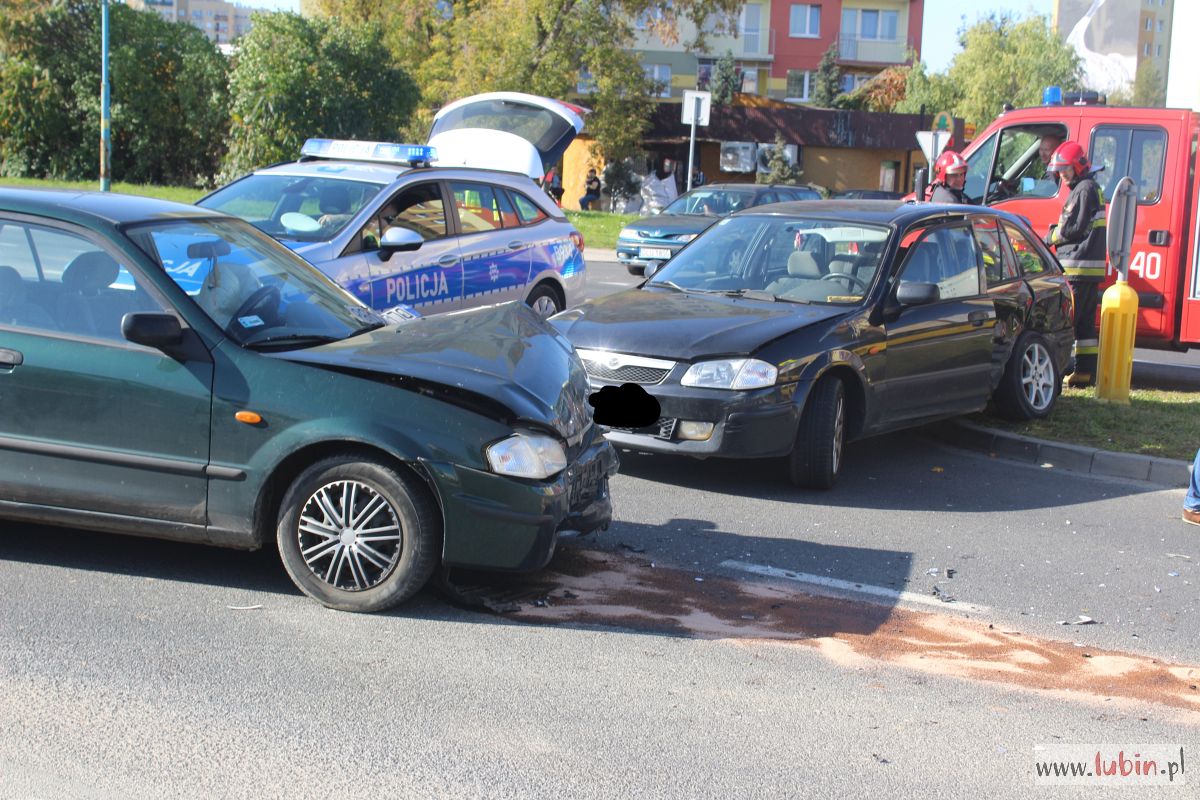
xmin=895 ymin=281 xmax=940 ymax=306
xmin=378 ymin=227 xmax=423 ymax=262
xmin=122 ymin=312 xmax=183 ymax=349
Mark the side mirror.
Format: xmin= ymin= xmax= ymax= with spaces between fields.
xmin=379 ymin=227 xmax=423 ymax=261
xmin=122 ymin=312 xmax=183 ymax=349
xmin=644 ymin=261 xmax=661 ymax=278
xmin=895 ymin=281 xmax=940 ymax=306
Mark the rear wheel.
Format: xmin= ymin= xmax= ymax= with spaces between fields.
xmin=276 ymin=455 xmax=440 ymax=613
xmin=787 ymin=377 xmax=846 ymax=490
xmin=993 ymin=331 xmax=1059 ymax=420
xmin=526 ymin=283 xmax=563 ymax=319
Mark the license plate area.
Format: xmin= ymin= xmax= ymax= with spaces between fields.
xmin=639 ymin=247 xmax=671 ymax=260
xmin=566 ymin=455 xmax=605 ymax=509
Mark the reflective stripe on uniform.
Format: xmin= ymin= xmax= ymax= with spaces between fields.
xmin=1061 ymin=257 xmax=1106 ymax=278
xmin=1076 ymin=341 xmax=1099 ymax=355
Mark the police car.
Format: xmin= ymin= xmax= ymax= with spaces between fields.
xmin=198 ymin=93 xmax=588 ymax=318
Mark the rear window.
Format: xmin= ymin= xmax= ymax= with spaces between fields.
xmin=511 ymin=192 xmax=548 ymax=224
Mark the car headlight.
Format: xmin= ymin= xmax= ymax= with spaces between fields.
xmin=618 ymin=228 xmax=636 ymax=240
xmin=675 ymin=233 xmax=699 ymax=242
xmin=681 ymin=358 xmax=778 ymax=390
xmin=486 ymin=433 xmax=568 ymax=479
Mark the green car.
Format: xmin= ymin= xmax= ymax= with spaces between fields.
xmin=0 ymin=189 xmax=616 ymax=612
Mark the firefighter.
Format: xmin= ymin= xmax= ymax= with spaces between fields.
xmin=928 ymin=150 xmax=969 ymax=204
xmin=1044 ymin=140 xmax=1106 ymax=387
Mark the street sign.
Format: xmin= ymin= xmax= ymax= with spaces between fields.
xmin=681 ymin=90 xmax=711 ymax=126
xmin=916 ymin=130 xmax=952 ymax=163
xmin=932 ymin=110 xmax=953 ymax=132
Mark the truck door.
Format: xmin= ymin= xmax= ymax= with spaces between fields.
xmin=1176 ymin=126 xmax=1200 ymax=346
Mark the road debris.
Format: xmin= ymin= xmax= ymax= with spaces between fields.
xmin=931 ymin=585 xmax=956 ymax=603
xmin=226 ymin=604 xmax=263 ymax=610
xmin=1167 ymin=553 xmax=1192 ymax=560
xmin=925 ymin=568 xmax=940 ymax=577
xmin=946 ymin=569 xmax=957 ymax=579
xmin=1056 ymin=615 xmax=1098 ymax=626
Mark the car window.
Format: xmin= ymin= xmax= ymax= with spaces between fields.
xmin=1089 ymin=125 xmax=1167 ymax=204
xmin=986 ymin=124 xmax=1069 ymax=202
xmin=963 ymin=132 xmax=998 ymax=205
xmin=0 ymin=220 xmax=162 ymax=339
xmin=971 ymin=217 xmax=1019 ymax=285
xmin=1001 ymin=221 xmax=1050 ymax=276
xmin=0 ymin=222 xmax=40 ymax=278
xmin=756 ymin=191 xmax=778 ymax=205
xmin=345 ymin=182 xmax=447 ymax=254
xmin=898 ymin=226 xmax=982 ymax=300
xmin=452 ymin=182 xmax=507 ymax=233
xmin=511 ymin=191 xmax=548 ymax=224
xmin=200 ymin=174 xmax=384 ymax=243
xmin=493 ymin=187 xmax=520 ymax=228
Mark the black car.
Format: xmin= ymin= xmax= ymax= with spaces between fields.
xmin=616 ymin=183 xmax=822 ymax=276
xmin=554 ymin=201 xmax=1074 ymax=489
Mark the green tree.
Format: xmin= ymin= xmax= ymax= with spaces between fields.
xmin=756 ymin=133 xmax=802 ymax=185
xmin=711 ymin=50 xmax=739 ymax=105
xmin=812 ymin=43 xmax=841 ymax=108
xmin=0 ymin=0 xmax=229 ymax=184
xmin=1131 ymin=59 xmax=1165 ymax=107
xmin=222 ymin=13 xmax=418 ymax=181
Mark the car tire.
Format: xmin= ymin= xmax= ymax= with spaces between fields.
xmin=993 ymin=330 xmax=1060 ymax=420
xmin=276 ymin=455 xmax=440 ymax=613
xmin=526 ymin=283 xmax=563 ymax=319
xmin=788 ymin=377 xmax=845 ymax=490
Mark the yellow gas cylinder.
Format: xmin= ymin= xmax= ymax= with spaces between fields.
xmin=1096 ymin=278 xmax=1139 ymax=403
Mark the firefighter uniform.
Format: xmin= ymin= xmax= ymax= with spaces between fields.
xmin=930 ymin=184 xmax=969 ymax=204
xmin=1048 ymin=173 xmax=1106 ymax=384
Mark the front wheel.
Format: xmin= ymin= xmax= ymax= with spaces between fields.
xmin=993 ymin=330 xmax=1060 ymax=420
xmin=526 ymin=283 xmax=563 ymax=319
xmin=276 ymin=455 xmax=440 ymax=613
xmin=787 ymin=377 xmax=846 ymax=490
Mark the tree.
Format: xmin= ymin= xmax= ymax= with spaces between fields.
xmin=221 ymin=13 xmax=418 ymax=182
xmin=711 ymin=50 xmax=739 ymax=106
xmin=1131 ymin=59 xmax=1166 ymax=107
xmin=812 ymin=43 xmax=842 ymax=108
xmin=835 ymin=65 xmax=909 ymax=112
xmin=0 ymin=0 xmax=229 ymax=184
xmin=756 ymin=133 xmax=802 ymax=185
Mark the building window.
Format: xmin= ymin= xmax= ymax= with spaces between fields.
xmin=741 ymin=66 xmax=759 ymax=95
xmin=697 ymin=59 xmax=714 ymax=90
xmin=789 ymin=4 xmax=820 ymax=37
xmin=786 ymin=69 xmax=811 ymax=100
xmin=1144 ymin=42 xmax=1151 ymax=55
xmin=1156 ymin=44 xmax=1162 ymax=56
xmin=840 ymin=73 xmax=855 ymax=94
xmin=644 ymin=63 xmax=672 ymax=98
xmin=1158 ymin=20 xmax=1164 ymax=32
xmin=1145 ymin=17 xmax=1152 ymax=30
xmin=741 ymin=4 xmax=762 ymax=53
xmin=842 ymin=8 xmax=899 ymax=41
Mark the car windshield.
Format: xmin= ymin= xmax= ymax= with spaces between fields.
xmin=647 ymin=215 xmax=891 ymax=305
xmin=663 ymin=189 xmax=756 ymax=217
xmin=199 ymin=173 xmax=385 ymax=242
xmin=126 ymin=217 xmax=387 ymax=347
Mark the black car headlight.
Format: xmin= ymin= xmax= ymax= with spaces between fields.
xmin=486 ymin=433 xmax=568 ymax=479
xmin=681 ymin=358 xmax=778 ymax=390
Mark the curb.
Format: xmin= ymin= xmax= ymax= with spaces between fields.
xmin=924 ymin=420 xmax=1191 ymax=489
xmin=587 ymin=248 xmax=619 ymax=263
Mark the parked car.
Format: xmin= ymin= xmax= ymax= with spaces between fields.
xmin=0 ymin=188 xmax=616 ymax=612
xmin=834 ymin=189 xmax=906 ymax=200
xmin=616 ymin=183 xmax=822 ymax=276
xmin=198 ymin=93 xmax=587 ymax=319
xmin=554 ymin=200 xmax=1074 ymax=489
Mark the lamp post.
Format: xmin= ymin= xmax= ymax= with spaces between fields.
xmin=100 ymin=0 xmax=111 ymax=192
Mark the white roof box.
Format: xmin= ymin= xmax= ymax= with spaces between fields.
xmin=428 ymin=92 xmax=587 ymax=179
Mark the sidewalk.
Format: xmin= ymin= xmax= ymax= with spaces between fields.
xmin=925 ymin=420 xmax=1190 ymax=489
xmin=587 ymin=247 xmax=619 ymax=263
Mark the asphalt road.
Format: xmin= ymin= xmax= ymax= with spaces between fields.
xmin=1 ymin=256 xmax=1197 ymax=798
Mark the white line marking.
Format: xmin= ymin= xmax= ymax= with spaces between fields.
xmin=718 ymin=560 xmax=991 ymax=614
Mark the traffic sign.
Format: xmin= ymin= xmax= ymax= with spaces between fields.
xmin=916 ymin=130 xmax=952 ymax=163
xmin=932 ymin=110 xmax=953 ymax=132
xmin=681 ymin=90 xmax=711 ymax=126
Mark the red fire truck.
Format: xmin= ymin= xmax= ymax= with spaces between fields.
xmin=952 ymin=97 xmax=1200 ymax=350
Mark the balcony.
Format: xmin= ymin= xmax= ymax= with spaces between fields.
xmin=837 ymin=35 xmax=911 ymax=65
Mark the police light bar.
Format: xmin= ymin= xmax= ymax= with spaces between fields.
xmin=300 ymin=139 xmax=438 ymax=166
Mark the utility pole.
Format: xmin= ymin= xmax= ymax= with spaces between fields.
xmin=100 ymin=0 xmax=111 ymax=192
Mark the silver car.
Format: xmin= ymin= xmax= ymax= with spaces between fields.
xmin=198 ymin=93 xmax=588 ymax=318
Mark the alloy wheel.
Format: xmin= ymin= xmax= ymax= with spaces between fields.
xmin=1020 ymin=342 xmax=1055 ymax=412
xmin=296 ymin=480 xmax=402 ymax=591
xmin=531 ymin=294 xmax=560 ymax=319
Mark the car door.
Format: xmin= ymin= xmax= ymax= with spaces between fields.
xmin=972 ymin=215 xmax=1032 ymax=387
xmin=881 ymin=224 xmax=996 ymax=423
xmin=359 ymin=180 xmax=463 ymax=313
xmin=0 ymin=216 xmax=213 ymax=525
xmin=450 ymin=180 xmax=531 ymax=308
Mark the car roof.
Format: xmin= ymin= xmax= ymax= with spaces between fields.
xmin=740 ymin=199 xmax=1029 ymax=229
xmin=0 ymin=187 xmax=223 ymax=226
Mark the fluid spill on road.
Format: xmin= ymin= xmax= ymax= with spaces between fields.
xmin=448 ymin=547 xmax=1200 ymax=715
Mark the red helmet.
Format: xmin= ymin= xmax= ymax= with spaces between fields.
xmin=1047 ymin=141 xmax=1089 ymax=174
xmin=933 ymin=150 xmax=967 ymax=183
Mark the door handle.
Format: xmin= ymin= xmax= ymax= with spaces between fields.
xmin=437 ymin=253 xmax=459 ymax=266
xmin=968 ymin=310 xmax=990 ymax=327
xmin=507 ymin=240 xmax=523 ymax=250
xmin=0 ymin=348 xmax=23 ymax=368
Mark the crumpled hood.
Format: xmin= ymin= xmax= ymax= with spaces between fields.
xmin=553 ymin=287 xmax=847 ymax=360
xmin=279 ymin=301 xmax=592 ymax=441
xmin=623 ymin=214 xmax=717 ymax=239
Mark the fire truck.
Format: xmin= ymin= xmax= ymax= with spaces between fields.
xmin=951 ymin=93 xmax=1200 ymax=350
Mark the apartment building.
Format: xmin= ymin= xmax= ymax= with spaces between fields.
xmin=126 ymin=0 xmax=262 ymax=45
xmin=1053 ymin=0 xmax=1173 ymax=94
xmin=628 ymin=1 xmax=923 ymax=104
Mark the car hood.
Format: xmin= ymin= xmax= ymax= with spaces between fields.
xmin=623 ymin=214 xmax=717 ymax=238
xmin=553 ymin=288 xmax=847 ymax=360
xmin=279 ymin=302 xmax=591 ymax=442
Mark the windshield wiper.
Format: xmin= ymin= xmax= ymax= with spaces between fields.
xmin=242 ymin=333 xmax=342 ymax=350
xmin=719 ymin=289 xmax=779 ymax=302
xmin=647 ymin=280 xmax=686 ymax=292
xmin=349 ymin=322 xmax=386 ymax=337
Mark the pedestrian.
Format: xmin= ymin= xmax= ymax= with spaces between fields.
xmin=691 ymin=167 xmax=706 ymax=188
xmin=927 ymin=150 xmax=969 ymax=204
xmin=544 ymin=166 xmax=565 ymax=205
xmin=1185 ymin=447 xmax=1200 ymax=526
xmin=1044 ymin=140 xmax=1106 ymax=387
xmin=579 ymin=168 xmax=602 ymax=210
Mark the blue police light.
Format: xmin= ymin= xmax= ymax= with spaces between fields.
xmin=1042 ymin=86 xmax=1063 ymax=106
xmin=300 ymin=139 xmax=438 ymax=166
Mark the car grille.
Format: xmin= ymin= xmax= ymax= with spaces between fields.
xmin=584 ymin=362 xmax=671 ymax=384
xmin=605 ymin=417 xmax=677 ymax=440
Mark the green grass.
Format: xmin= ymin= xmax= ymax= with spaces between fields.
xmin=564 ymin=209 xmax=639 ymax=251
xmin=972 ymin=386 xmax=1200 ymax=461
xmin=0 ymin=176 xmax=205 ymax=204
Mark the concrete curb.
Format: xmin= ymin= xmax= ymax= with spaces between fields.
xmin=587 ymin=248 xmax=619 ymax=263
xmin=924 ymin=420 xmax=1191 ymax=489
